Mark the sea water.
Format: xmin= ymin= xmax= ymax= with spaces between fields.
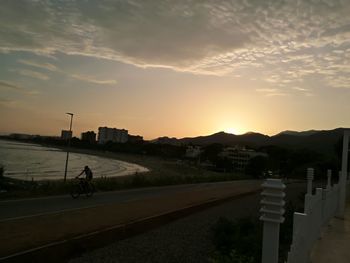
xmin=0 ymin=139 xmax=148 ymax=181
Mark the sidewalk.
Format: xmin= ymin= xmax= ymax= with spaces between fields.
xmin=311 ymin=202 xmax=350 ymax=263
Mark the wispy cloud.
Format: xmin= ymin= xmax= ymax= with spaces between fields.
xmin=265 ymin=93 xmax=289 ymax=97
xmin=0 ymin=98 xmax=20 ymax=108
xmin=71 ymin=74 xmax=117 ymax=85
xmin=0 ymin=79 xmax=40 ymax=96
xmin=292 ymin=87 xmax=309 ymax=92
xmin=256 ymin=88 xmax=289 ymax=97
xmin=18 ymin=59 xmax=58 ymax=72
xmin=0 ymin=80 xmax=24 ymax=91
xmin=16 ymin=69 xmax=49 ymax=80
xmin=256 ymin=88 xmax=278 ymax=93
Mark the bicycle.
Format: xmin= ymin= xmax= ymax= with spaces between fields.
xmin=70 ymin=177 xmax=95 ymax=199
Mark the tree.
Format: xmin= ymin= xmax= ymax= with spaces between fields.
xmin=245 ymin=156 xmax=268 ymax=178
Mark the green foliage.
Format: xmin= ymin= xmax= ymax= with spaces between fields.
xmin=245 ymin=156 xmax=268 ymax=178
xmin=201 ymin=143 xmax=224 ymax=163
xmin=210 ymin=217 xmax=262 ymax=263
xmin=210 ymin=250 xmax=254 ymax=263
xmin=210 ymin=202 xmax=298 ymax=263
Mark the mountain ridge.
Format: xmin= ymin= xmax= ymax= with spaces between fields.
xmin=152 ymin=128 xmax=347 ymax=155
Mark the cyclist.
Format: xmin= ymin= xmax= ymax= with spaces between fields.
xmin=77 ymin=165 xmax=93 ymax=189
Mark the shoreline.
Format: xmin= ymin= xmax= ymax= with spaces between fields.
xmin=0 ymin=139 xmax=151 ymax=181
xmin=0 ymin=138 xmax=250 ymax=200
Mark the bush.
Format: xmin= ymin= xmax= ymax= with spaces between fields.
xmin=210 ymin=202 xmax=298 ymax=263
xmin=210 ymin=217 xmax=262 ymax=262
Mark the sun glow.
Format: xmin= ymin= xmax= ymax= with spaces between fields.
xmin=224 ymin=127 xmax=244 ymax=135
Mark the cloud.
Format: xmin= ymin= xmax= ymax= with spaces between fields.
xmin=255 ymin=87 xmax=290 ymax=97
xmin=256 ymin=88 xmax=278 ymax=93
xmin=16 ymin=69 xmax=50 ymax=80
xmin=18 ymin=59 xmax=58 ymax=71
xmin=0 ymin=0 xmax=349 ymax=91
xmin=0 ymin=98 xmax=20 ymax=108
xmin=71 ymin=74 xmax=117 ymax=85
xmin=265 ymin=92 xmax=289 ymax=97
xmin=292 ymin=87 xmax=308 ymax=92
xmin=0 ymin=79 xmax=40 ymax=96
xmin=0 ymin=80 xmax=24 ymax=91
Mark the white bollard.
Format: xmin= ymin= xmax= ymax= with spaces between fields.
xmin=260 ymin=179 xmax=286 ymax=263
xmin=338 ymin=130 xmax=349 ymax=218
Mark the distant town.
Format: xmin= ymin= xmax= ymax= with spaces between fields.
xmin=2 ymin=127 xmax=345 ymax=177
xmin=4 ymin=126 xmax=271 ymax=174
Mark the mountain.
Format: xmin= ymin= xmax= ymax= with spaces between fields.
xmin=277 ymin=130 xmax=319 ymax=136
xmin=178 ymin=131 xmax=269 ymax=146
xmin=151 ymin=128 xmax=347 ymax=155
xmin=150 ymin=136 xmax=181 ymax=145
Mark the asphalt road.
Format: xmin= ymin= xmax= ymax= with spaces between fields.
xmin=0 ymin=180 xmax=263 ymax=259
xmin=70 ymin=181 xmax=308 ymax=263
xmin=0 ymin=180 xmax=261 ymax=222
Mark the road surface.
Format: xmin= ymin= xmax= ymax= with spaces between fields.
xmin=0 ymin=180 xmax=262 ymax=259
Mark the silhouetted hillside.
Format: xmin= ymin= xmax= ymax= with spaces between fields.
xmin=152 ymin=128 xmax=347 ymax=156
xmin=277 ymin=130 xmax=319 ymax=136
xmin=178 ymin=131 xmax=269 ymax=147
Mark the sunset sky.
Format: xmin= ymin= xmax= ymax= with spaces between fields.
xmin=1 ymin=0 xmax=350 ymax=139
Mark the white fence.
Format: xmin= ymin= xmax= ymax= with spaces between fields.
xmin=287 ymin=169 xmax=340 ymax=263
xmin=260 ymin=130 xmax=349 ymax=263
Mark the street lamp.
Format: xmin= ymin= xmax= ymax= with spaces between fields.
xmin=64 ymin=112 xmax=74 ymax=182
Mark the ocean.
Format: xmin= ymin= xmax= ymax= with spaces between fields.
xmin=0 ymin=139 xmax=148 ymax=181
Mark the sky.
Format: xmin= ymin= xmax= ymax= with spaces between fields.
xmin=0 ymin=0 xmax=350 ymax=140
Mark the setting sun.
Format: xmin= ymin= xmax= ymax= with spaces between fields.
xmin=224 ymin=127 xmax=244 ymax=135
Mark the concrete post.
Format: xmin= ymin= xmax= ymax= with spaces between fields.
xmin=338 ymin=130 xmax=349 ymax=218
xmin=327 ymin=170 xmax=332 ymax=190
xmin=307 ymin=168 xmax=314 ymax=195
xmin=260 ymin=179 xmax=286 ymax=263
xmin=305 ymin=168 xmax=314 ymax=213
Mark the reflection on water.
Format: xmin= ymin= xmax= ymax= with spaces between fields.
xmin=0 ymin=140 xmax=148 ymax=181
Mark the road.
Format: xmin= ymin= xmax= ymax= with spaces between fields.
xmin=0 ymin=180 xmax=262 ymax=259
xmin=0 ymin=182 xmax=226 ymax=222
xmin=70 ymin=181 xmax=307 ymax=263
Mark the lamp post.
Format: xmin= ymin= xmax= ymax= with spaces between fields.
xmin=64 ymin=112 xmax=74 ymax=182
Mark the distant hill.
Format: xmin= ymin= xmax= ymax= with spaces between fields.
xmin=150 ymin=136 xmax=181 ymax=145
xmin=277 ymin=130 xmax=319 ymax=136
xmin=152 ymin=128 xmax=347 ymax=156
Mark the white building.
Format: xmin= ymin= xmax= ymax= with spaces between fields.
xmin=220 ymin=146 xmax=268 ymax=171
xmin=98 ymin=127 xmax=128 ymax=144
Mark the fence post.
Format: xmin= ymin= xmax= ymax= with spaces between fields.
xmin=305 ymin=168 xmax=314 ymax=213
xmin=338 ymin=130 xmax=349 ymax=218
xmin=307 ymin=168 xmax=314 ymax=195
xmin=260 ymin=179 xmax=286 ymax=263
xmin=327 ymin=170 xmax=332 ymax=190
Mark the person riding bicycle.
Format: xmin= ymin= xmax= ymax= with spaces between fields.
xmin=77 ymin=166 xmax=93 ymax=188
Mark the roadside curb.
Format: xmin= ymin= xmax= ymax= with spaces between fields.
xmin=0 ymin=189 xmax=260 ymax=263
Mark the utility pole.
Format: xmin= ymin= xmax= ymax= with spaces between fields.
xmin=64 ymin=112 xmax=74 ymax=182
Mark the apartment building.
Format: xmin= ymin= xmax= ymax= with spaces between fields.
xmin=98 ymin=127 xmax=128 ymax=144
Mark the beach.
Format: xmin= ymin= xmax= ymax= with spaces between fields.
xmin=0 ymin=140 xmax=149 ymax=181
